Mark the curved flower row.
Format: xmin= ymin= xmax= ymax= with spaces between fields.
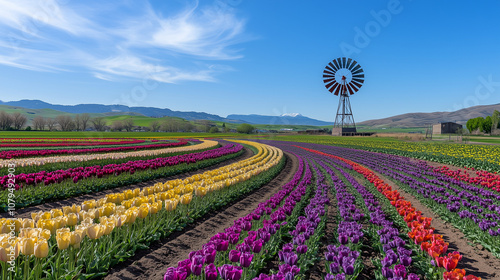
xmin=1 ymin=141 xmax=282 ymax=237
xmin=0 ymin=139 xmax=216 ymax=169
xmin=0 ymin=140 xmax=188 ymax=159
xmin=432 ymin=166 xmax=500 ymax=192
xmin=318 ymin=145 xmax=500 ymax=249
xmin=295 ymin=145 xmax=481 ymax=280
xmin=255 ymin=160 xmax=329 ymax=280
xmin=164 ymin=156 xmax=310 ymax=280
xmin=0 ymin=138 xmax=144 ymax=147
xmin=0 ymin=141 xmax=284 ymax=279
xmin=0 ymin=140 xmax=227 ymax=190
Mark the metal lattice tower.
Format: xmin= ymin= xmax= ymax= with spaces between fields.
xmin=323 ymin=57 xmax=364 ymax=135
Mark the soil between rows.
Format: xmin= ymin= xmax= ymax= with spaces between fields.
xmin=103 ymin=152 xmax=299 ymax=280
xmin=3 ymin=146 xmax=254 ymax=219
xmin=370 ymin=169 xmax=500 ymax=279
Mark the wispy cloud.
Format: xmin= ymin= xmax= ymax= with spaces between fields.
xmin=0 ymin=0 xmax=248 ymax=83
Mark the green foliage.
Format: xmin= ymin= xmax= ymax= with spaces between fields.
xmin=484 ymin=116 xmax=493 ymax=133
xmin=209 ymin=126 xmax=219 ymax=133
xmin=236 ymin=123 xmax=255 ymax=134
xmin=466 ymin=117 xmax=484 ymax=133
xmin=492 ymin=110 xmax=500 ymax=130
xmin=25 ymin=126 xmax=32 ymax=131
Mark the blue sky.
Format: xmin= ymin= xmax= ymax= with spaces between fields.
xmin=0 ymin=0 xmax=499 ymax=122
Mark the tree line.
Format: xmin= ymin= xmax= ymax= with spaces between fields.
xmin=466 ymin=110 xmax=500 ymax=134
xmin=0 ymin=110 xmax=258 ymax=133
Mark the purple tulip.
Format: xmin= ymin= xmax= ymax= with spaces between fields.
xmin=342 ymin=257 xmax=355 ymax=275
xmin=204 ymin=263 xmax=217 ymax=280
xmin=252 ymin=239 xmax=263 ymax=253
xmin=216 ymin=240 xmax=229 ymax=252
xmin=325 ymin=274 xmax=335 ymax=280
xmin=381 ymin=267 xmax=393 ymax=278
xmin=204 ymin=247 xmax=217 ymax=264
xmin=228 ymin=233 xmax=240 ymax=244
xmin=296 ymin=245 xmax=308 ymax=254
xmin=393 ymin=264 xmax=407 ymax=278
xmin=190 ymin=263 xmax=202 ymax=276
xmin=329 ymin=261 xmax=340 ymax=274
xmin=335 ymin=273 xmax=346 ymax=280
xmin=400 ymin=255 xmax=412 ymax=266
xmin=381 ymin=256 xmax=392 ymax=267
xmin=164 ymin=267 xmax=178 ymax=280
xmin=407 ymin=273 xmax=420 ymax=280
xmin=177 ymin=259 xmax=191 ymax=276
xmin=338 ymin=234 xmax=348 ymax=244
xmin=325 ymin=251 xmax=335 ymax=261
xmin=218 ymin=264 xmax=243 ymax=280
xmin=240 ymin=252 xmax=253 ymax=268
xmin=229 ymin=250 xmax=241 ymax=262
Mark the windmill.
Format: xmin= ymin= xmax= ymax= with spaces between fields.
xmin=323 ymin=57 xmax=364 ymax=136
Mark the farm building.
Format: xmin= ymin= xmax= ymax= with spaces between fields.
xmin=433 ymin=122 xmax=463 ymax=134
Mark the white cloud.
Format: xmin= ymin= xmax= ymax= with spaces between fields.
xmin=0 ymin=0 xmax=248 ymax=83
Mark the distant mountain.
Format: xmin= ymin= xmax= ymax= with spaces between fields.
xmin=359 ymin=103 xmax=500 ymax=127
xmin=226 ymin=113 xmax=332 ymax=126
xmin=0 ymin=99 xmax=244 ymax=123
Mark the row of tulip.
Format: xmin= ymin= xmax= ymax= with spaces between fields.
xmin=263 ymin=135 xmax=500 ymax=172
xmin=0 ymin=140 xmax=188 ymax=159
xmin=255 ymin=159 xmax=329 ymax=280
xmin=322 ymin=157 xmax=426 ymax=280
xmin=1 ymin=141 xmax=281 ymax=236
xmin=0 ymin=138 xmax=145 ymax=147
xmin=0 ymin=139 xmax=215 ymax=169
xmin=249 ymin=141 xmax=427 ymax=279
xmin=164 ymin=155 xmax=314 ymax=280
xmin=0 ymin=141 xmax=285 ymax=279
xmin=317 ymin=161 xmax=364 ymax=280
xmin=0 ymin=138 xmax=141 ymax=143
xmin=0 ymin=142 xmax=241 ymax=211
xmin=432 ymin=166 xmax=500 ymax=192
xmin=316 ymin=145 xmax=500 ymax=257
xmin=1 ymin=140 xmax=222 ymax=189
xmin=295 ymin=145 xmax=482 ymax=280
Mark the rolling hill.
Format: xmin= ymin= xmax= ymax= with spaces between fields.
xmin=358 ymin=103 xmax=500 ymax=128
xmin=0 ymin=99 xmax=244 ymax=123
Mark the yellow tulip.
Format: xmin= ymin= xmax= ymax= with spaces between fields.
xmin=195 ymin=187 xmax=207 ymax=197
xmin=133 ymin=188 xmax=141 ymax=197
xmin=34 ymin=238 xmax=49 ymax=258
xmin=82 ymin=200 xmax=95 ymax=211
xmin=20 ymin=218 xmax=34 ymax=229
xmin=41 ymin=212 xmax=51 ymax=220
xmin=164 ymin=199 xmax=177 ymax=211
xmin=0 ymin=240 xmax=18 ymax=262
xmin=75 ymin=225 xmax=88 ymax=239
xmin=125 ymin=209 xmax=138 ymax=224
xmin=69 ymin=231 xmax=82 ymax=249
xmin=138 ymin=204 xmax=149 ymax=219
xmin=67 ymin=213 xmax=78 ymax=226
xmin=180 ymin=193 xmax=192 ymax=205
xmin=56 ymin=229 xmax=70 ymax=250
xmin=51 ymin=209 xmax=63 ymax=218
xmin=87 ymin=224 xmax=102 ymax=240
xmin=103 ymin=222 xmax=114 ymax=235
xmin=20 ymin=237 xmax=35 ymax=256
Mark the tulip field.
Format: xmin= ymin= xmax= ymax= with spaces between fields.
xmin=0 ymin=135 xmax=498 ymax=279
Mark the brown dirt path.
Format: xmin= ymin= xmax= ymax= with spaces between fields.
xmin=2 ymin=147 xmax=253 ymax=219
xmin=370 ymin=168 xmax=500 ymax=279
xmin=103 ymin=152 xmax=299 ymax=280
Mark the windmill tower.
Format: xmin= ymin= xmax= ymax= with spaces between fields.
xmin=323 ymin=57 xmax=365 ymax=136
